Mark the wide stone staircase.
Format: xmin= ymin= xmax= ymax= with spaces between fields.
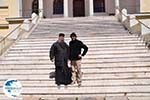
xmin=1 ymin=16 xmax=150 ymax=100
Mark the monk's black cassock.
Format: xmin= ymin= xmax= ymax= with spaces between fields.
xmin=50 ymin=41 xmax=72 ymax=85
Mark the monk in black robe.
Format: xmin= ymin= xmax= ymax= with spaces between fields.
xmin=49 ymin=33 xmax=72 ymax=86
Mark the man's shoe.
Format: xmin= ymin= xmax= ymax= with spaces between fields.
xmin=71 ymin=81 xmax=76 ymax=85
xmin=65 ymin=85 xmax=68 ymax=89
xmin=78 ymin=83 xmax=81 ymax=87
xmin=57 ymin=85 xmax=61 ymax=89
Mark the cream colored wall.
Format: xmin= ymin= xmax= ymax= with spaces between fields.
xmin=8 ymin=0 xmax=22 ymax=17
xmin=0 ymin=0 xmax=24 ymax=18
xmin=0 ymin=0 xmax=8 ymax=6
xmin=119 ymin=0 xmax=140 ymax=14
xmin=0 ymin=29 xmax=9 ymax=37
xmin=0 ymin=0 xmax=8 ymax=23
xmin=0 ymin=0 xmax=9 ymax=37
xmin=140 ymin=0 xmax=150 ymax=12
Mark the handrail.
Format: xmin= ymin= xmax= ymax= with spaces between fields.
xmin=0 ymin=11 xmax=39 ymax=55
xmin=136 ymin=19 xmax=150 ymax=30
xmin=117 ymin=8 xmax=150 ymax=31
xmin=0 ymin=24 xmax=22 ymax=55
xmin=0 ymin=12 xmax=39 ymax=44
xmin=0 ymin=24 xmax=21 ymax=43
xmin=117 ymin=8 xmax=150 ymax=47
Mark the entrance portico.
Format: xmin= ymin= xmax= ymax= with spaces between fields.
xmin=22 ymin=0 xmax=116 ymax=18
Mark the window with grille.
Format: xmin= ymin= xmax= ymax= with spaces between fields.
xmin=53 ymin=0 xmax=64 ymax=14
xmin=94 ymin=0 xmax=105 ymax=13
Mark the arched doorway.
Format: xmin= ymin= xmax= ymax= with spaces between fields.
xmin=53 ymin=0 xmax=64 ymax=14
xmin=73 ymin=0 xmax=85 ymax=17
xmin=94 ymin=0 xmax=105 ymax=13
xmin=32 ymin=0 xmax=39 ymax=15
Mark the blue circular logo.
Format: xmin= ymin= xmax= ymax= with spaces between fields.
xmin=3 ymin=79 xmax=22 ymax=98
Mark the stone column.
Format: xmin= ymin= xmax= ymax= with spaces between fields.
xmin=39 ymin=0 xmax=43 ymax=18
xmin=115 ymin=0 xmax=120 ymax=19
xmin=64 ymin=0 xmax=69 ymax=17
xmin=89 ymin=0 xmax=94 ymax=16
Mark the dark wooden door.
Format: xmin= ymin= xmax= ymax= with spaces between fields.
xmin=73 ymin=0 xmax=85 ymax=17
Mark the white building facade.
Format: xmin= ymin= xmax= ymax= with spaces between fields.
xmin=22 ymin=0 xmax=116 ymax=18
xmin=15 ymin=0 xmax=141 ymax=18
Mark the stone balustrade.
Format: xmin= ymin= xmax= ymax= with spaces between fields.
xmin=116 ymin=8 xmax=150 ymax=48
xmin=0 ymin=13 xmax=39 ymax=55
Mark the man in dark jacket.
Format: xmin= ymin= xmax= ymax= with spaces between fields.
xmin=69 ymin=32 xmax=88 ymax=87
xmin=50 ymin=33 xmax=72 ymax=87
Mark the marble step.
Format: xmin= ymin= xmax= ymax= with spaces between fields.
xmin=19 ymin=39 xmax=140 ymax=43
xmin=31 ymin=32 xmax=132 ymax=36
xmin=17 ymin=38 xmax=142 ymax=43
xmin=1 ymin=63 xmax=150 ymax=69
xmin=1 ymin=79 xmax=150 ymax=87
xmin=13 ymin=38 xmax=141 ymax=43
xmin=9 ymin=46 xmax=145 ymax=51
xmin=8 ymin=47 xmax=147 ymax=52
xmin=1 ymin=85 xmax=150 ymax=95
xmin=21 ymin=35 xmax=137 ymax=39
xmin=0 ymin=72 xmax=150 ymax=80
xmin=1 ymin=58 xmax=150 ymax=65
xmin=31 ymin=27 xmax=127 ymax=30
xmin=14 ymin=41 xmax=143 ymax=46
xmin=1 ymin=67 xmax=150 ymax=75
xmin=2 ymin=57 xmax=150 ymax=63
xmin=20 ymin=36 xmax=138 ymax=41
xmin=4 ymin=53 xmax=150 ymax=59
xmin=1 ymin=62 xmax=150 ymax=68
xmin=30 ymin=32 xmax=128 ymax=36
xmin=8 ymin=49 xmax=149 ymax=54
xmin=12 ymin=43 xmax=144 ymax=48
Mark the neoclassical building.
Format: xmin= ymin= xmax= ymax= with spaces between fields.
xmin=0 ymin=0 xmax=147 ymax=36
xmin=22 ymin=0 xmax=141 ymax=18
xmin=0 ymin=0 xmax=148 ymax=19
xmin=7 ymin=0 xmax=143 ymax=18
xmin=22 ymin=0 xmax=116 ymax=18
